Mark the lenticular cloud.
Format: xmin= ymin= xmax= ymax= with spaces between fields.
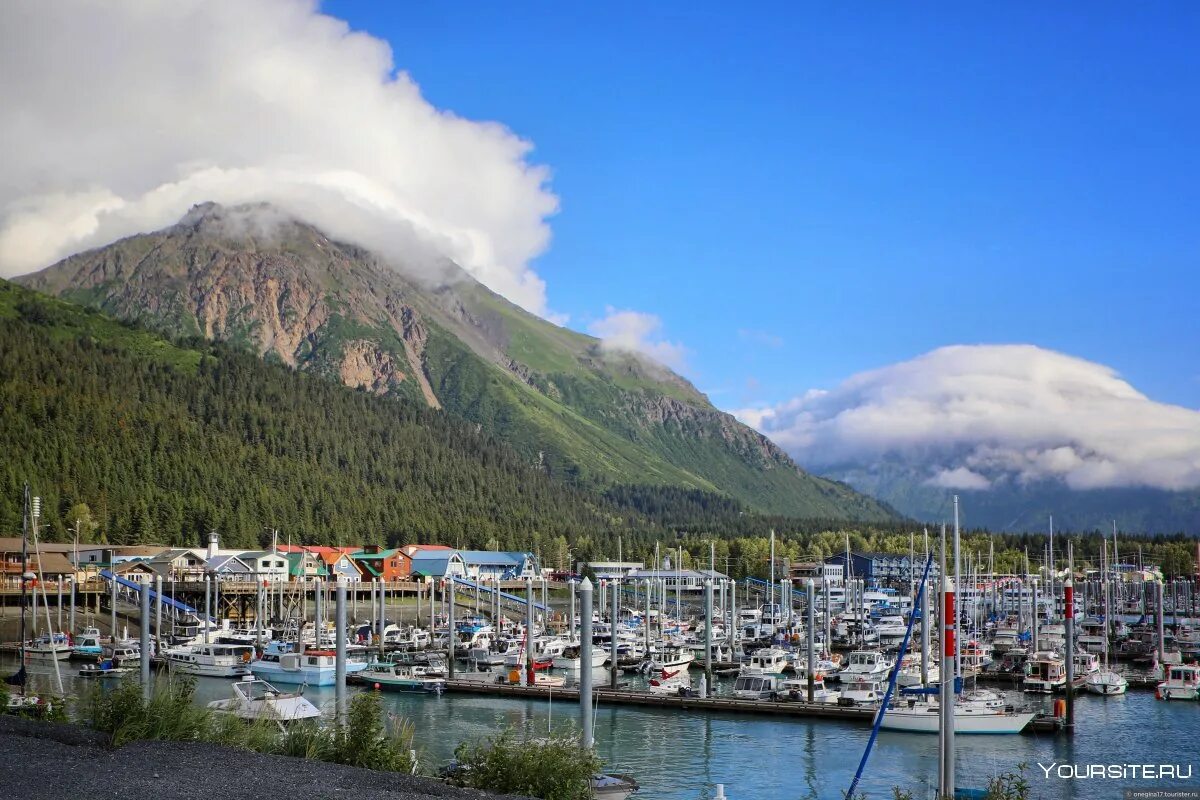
xmin=0 ymin=0 xmax=559 ymax=318
xmin=736 ymin=345 xmax=1200 ymax=492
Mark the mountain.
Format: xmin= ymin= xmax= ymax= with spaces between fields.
xmin=820 ymin=459 xmax=1200 ymax=534
xmin=18 ymin=202 xmax=894 ymax=522
xmin=0 ymin=277 xmax=640 ymax=550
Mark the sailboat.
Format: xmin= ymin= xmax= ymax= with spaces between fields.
xmin=1085 ymin=535 xmax=1128 ymax=696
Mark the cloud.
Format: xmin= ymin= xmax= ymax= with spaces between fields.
xmin=588 ymin=307 xmax=688 ymax=371
xmin=0 ymin=0 xmax=560 ymax=318
xmin=737 ymin=328 xmax=784 ymax=348
xmin=734 ymin=344 xmax=1200 ymax=492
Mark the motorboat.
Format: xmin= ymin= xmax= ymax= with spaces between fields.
xmin=834 ymin=650 xmax=892 ymax=683
xmin=250 ymin=643 xmax=368 ymax=685
xmin=646 ymin=667 xmax=690 ymax=696
xmin=207 ymin=676 xmax=322 ymax=727
xmin=895 ymin=653 xmax=940 ymax=688
xmin=553 ymin=645 xmax=607 ymax=671
xmin=1022 ymin=651 xmax=1066 ymax=693
xmin=777 ymin=672 xmax=840 ymax=704
xmin=102 ymin=644 xmax=142 ymax=667
xmin=739 ymin=647 xmax=789 ymax=676
xmin=1084 ymin=667 xmax=1128 ymax=696
xmin=351 ymin=662 xmax=446 ymax=693
xmin=647 ymin=645 xmax=695 ymax=672
xmin=165 ymin=643 xmax=252 ymax=677
xmin=591 ymin=773 xmax=640 ymax=800
xmin=732 ymin=673 xmax=780 ymax=700
xmin=71 ymin=628 xmax=105 ymax=659
xmin=840 ymin=677 xmax=886 ymax=706
xmin=25 ymin=633 xmax=71 ymax=661
xmin=1157 ymin=664 xmax=1200 ymax=701
xmin=1072 ymin=651 xmax=1100 ymax=678
xmin=78 ymin=658 xmax=134 ymax=678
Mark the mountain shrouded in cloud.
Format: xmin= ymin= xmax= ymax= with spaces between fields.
xmin=0 ymin=0 xmax=559 ymax=318
xmin=735 ymin=345 xmax=1200 ymax=531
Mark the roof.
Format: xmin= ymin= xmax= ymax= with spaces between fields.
xmin=148 ymin=548 xmax=203 ymax=564
xmin=206 ymin=554 xmax=250 ymax=572
xmin=351 ymin=549 xmax=399 ymax=560
xmin=457 ymin=551 xmax=531 ymax=567
xmin=408 ymin=552 xmax=462 ymax=576
xmin=114 ymin=560 xmax=157 ymax=574
xmin=285 ymin=552 xmax=329 ymax=575
xmin=28 ymin=551 xmax=75 ymax=575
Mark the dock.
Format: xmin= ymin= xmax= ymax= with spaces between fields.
xmin=441 ymin=679 xmax=1063 ymax=733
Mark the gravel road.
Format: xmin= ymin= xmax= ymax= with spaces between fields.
xmin=0 ymin=715 xmax=530 ymax=800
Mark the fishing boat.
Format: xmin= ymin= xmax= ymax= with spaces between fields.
xmin=351 ymin=661 xmax=446 ymax=693
xmin=468 ymin=645 xmax=508 ymax=667
xmin=165 ymin=643 xmax=251 ymax=677
xmin=834 ymin=650 xmax=892 ymax=683
xmin=251 ymin=643 xmax=369 ymax=685
xmin=732 ymin=673 xmax=780 ymax=700
xmin=647 ymin=644 xmax=695 ymax=672
xmin=739 ymin=647 xmax=789 ymax=676
xmin=1156 ymin=664 xmax=1200 ymax=701
xmin=25 ymin=633 xmax=71 ymax=661
xmin=207 ymin=676 xmax=322 ymax=726
xmin=839 ymin=676 xmax=886 ymax=706
xmin=71 ymin=627 xmax=105 ymax=659
xmin=878 ymin=697 xmax=1035 ymax=734
xmin=1022 ymin=650 xmax=1066 ymax=693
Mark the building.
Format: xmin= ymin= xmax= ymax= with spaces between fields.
xmin=239 ymin=551 xmax=290 ymax=582
xmin=206 ymin=554 xmax=253 ymax=580
xmin=351 ymin=547 xmax=410 ymax=581
xmin=147 ymin=548 xmax=209 ymax=582
xmin=824 ymin=552 xmax=940 ymax=587
xmin=112 ymin=560 xmax=158 ymax=584
xmin=408 ymin=551 xmax=466 ymax=580
xmin=0 ymin=538 xmax=77 ymax=588
xmin=581 ymin=561 xmax=644 ymax=580
xmin=305 ymin=547 xmax=363 ymax=583
xmin=286 ymin=552 xmax=328 ymax=581
xmin=790 ymin=561 xmax=845 ymax=588
xmin=457 ymin=551 xmax=538 ymax=581
xmin=624 ymin=567 xmax=729 ymax=592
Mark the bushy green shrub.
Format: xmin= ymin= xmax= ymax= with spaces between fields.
xmin=451 ymin=727 xmax=602 ymax=800
xmin=81 ymin=678 xmax=415 ymax=775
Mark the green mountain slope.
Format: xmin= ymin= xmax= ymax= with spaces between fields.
xmin=0 ymin=278 xmax=639 ymax=549
xmin=19 ymin=203 xmax=894 ymax=521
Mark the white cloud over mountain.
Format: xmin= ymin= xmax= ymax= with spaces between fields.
xmin=735 ymin=344 xmax=1200 ymax=492
xmin=589 ymin=307 xmax=688 ymax=372
xmin=0 ymin=1 xmax=559 ymax=317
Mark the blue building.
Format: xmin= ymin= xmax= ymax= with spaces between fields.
xmin=824 ymin=551 xmax=929 ymax=587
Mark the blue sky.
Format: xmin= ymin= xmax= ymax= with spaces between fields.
xmin=325 ymin=2 xmax=1199 ymax=410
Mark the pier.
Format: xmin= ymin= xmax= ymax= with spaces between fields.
xmin=440 ymin=679 xmax=1064 ymax=733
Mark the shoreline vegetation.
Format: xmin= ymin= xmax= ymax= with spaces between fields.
xmin=15 ymin=675 xmax=601 ymax=800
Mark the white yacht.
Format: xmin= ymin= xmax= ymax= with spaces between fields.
xmin=834 ymin=650 xmax=893 ymax=683
xmin=165 ymin=643 xmax=252 ymax=677
xmin=879 ymin=698 xmax=1035 ymax=734
xmin=739 ymin=647 xmax=789 ymax=676
xmin=1022 ymin=651 xmax=1066 ymax=693
xmin=840 ymin=676 xmax=886 ymax=706
xmin=778 ymin=669 xmax=840 ymax=703
xmin=207 ymin=676 xmax=321 ymax=727
xmin=553 ymin=645 xmax=608 ymax=670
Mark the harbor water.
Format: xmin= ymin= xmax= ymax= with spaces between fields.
xmin=9 ymin=658 xmax=1199 ymax=799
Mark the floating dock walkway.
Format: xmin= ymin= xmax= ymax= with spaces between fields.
xmin=441 ymin=679 xmax=1063 ymax=733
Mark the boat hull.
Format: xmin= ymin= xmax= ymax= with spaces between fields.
xmin=879 ymin=707 xmax=1035 ymax=734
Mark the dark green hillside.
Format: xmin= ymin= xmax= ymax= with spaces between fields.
xmin=0 ymin=279 xmax=636 ymax=551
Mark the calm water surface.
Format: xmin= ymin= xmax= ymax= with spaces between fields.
xmin=12 ymin=660 xmax=1199 ymax=800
